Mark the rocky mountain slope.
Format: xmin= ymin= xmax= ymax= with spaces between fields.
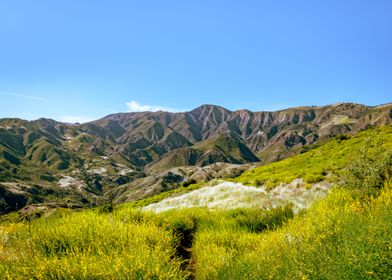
xmin=91 ymin=102 xmax=392 ymax=165
xmin=0 ymin=102 xmax=391 ymax=213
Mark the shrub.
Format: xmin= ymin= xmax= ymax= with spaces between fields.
xmin=336 ymin=134 xmax=351 ymax=142
xmin=182 ymin=178 xmax=197 ymax=188
xmin=230 ymin=206 xmax=293 ymax=233
xmin=254 ymin=179 xmax=264 ymax=186
xmin=98 ymin=202 xmax=114 ymax=214
xmin=305 ymin=174 xmax=324 ymax=184
xmin=340 ymin=136 xmax=392 ymax=195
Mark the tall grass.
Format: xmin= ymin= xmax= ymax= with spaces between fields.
xmin=0 ymin=209 xmax=187 ymax=279
xmin=1 ymin=188 xmax=391 ymax=279
xmin=0 ymin=205 xmax=294 ymax=279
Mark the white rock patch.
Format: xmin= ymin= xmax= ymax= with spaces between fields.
xmin=118 ymin=168 xmax=134 ymax=175
xmin=59 ymin=176 xmax=76 ymax=188
xmin=58 ymin=176 xmax=85 ymax=190
xmin=89 ymin=167 xmax=107 ymax=175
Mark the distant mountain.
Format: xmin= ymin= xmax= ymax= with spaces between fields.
xmin=0 ymin=102 xmax=391 ymax=213
xmin=92 ymin=103 xmax=392 ymax=163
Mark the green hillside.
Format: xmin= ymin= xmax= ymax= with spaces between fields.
xmin=234 ymin=125 xmax=392 ymax=188
xmin=0 ymin=125 xmax=391 ymax=279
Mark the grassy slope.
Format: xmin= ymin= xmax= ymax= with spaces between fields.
xmin=234 ymin=125 xmax=392 ymax=188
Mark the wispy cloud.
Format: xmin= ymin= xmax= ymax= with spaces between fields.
xmin=59 ymin=116 xmax=95 ymax=124
xmin=4 ymin=92 xmax=54 ymax=102
xmin=126 ymin=100 xmax=184 ymax=112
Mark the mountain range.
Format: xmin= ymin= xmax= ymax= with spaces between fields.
xmin=1 ymin=102 xmax=391 ymax=213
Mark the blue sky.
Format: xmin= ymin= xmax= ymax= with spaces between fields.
xmin=0 ymin=1 xmax=391 ymax=122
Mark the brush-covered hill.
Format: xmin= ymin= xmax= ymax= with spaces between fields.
xmin=0 ymin=102 xmax=391 ymax=213
xmin=0 ymin=124 xmax=391 ymax=279
xmin=94 ymin=102 xmax=392 ymax=165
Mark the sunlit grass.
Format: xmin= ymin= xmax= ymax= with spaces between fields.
xmin=0 ymin=209 xmax=187 ymax=279
xmin=0 ymin=204 xmax=294 ymax=279
xmin=3 ymin=185 xmax=390 ymax=279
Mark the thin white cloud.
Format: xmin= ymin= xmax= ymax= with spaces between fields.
xmin=59 ymin=116 xmax=95 ymax=124
xmin=4 ymin=92 xmax=54 ymax=102
xmin=126 ymin=100 xmax=184 ymax=112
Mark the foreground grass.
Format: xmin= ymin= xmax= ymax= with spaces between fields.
xmin=0 ymin=205 xmax=294 ymax=279
xmin=1 ymin=186 xmax=390 ymax=279
xmin=0 ymin=209 xmax=187 ymax=279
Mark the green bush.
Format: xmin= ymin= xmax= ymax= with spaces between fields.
xmin=340 ymin=137 xmax=392 ymax=195
xmin=230 ymin=206 xmax=293 ymax=233
xmin=97 ymin=202 xmax=114 ymax=214
xmin=182 ymin=178 xmax=197 ymax=188
xmin=336 ymin=134 xmax=351 ymax=142
xmin=254 ymin=179 xmax=264 ymax=186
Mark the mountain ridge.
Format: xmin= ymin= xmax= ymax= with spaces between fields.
xmin=1 ymin=102 xmax=391 ymax=169
xmin=0 ymin=102 xmax=391 ymax=213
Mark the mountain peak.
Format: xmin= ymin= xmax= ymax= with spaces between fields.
xmin=191 ymin=104 xmax=231 ymax=113
xmin=188 ymin=104 xmax=232 ymax=122
xmin=194 ymin=104 xmax=224 ymax=109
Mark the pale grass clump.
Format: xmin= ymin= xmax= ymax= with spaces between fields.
xmin=144 ymin=180 xmax=329 ymax=213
